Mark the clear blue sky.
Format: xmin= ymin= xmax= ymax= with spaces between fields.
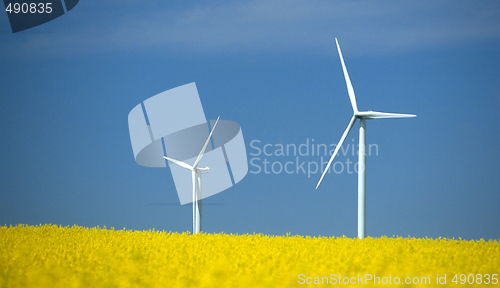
xmin=1 ymin=1 xmax=499 ymax=240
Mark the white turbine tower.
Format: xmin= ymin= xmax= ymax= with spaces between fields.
xmin=164 ymin=116 xmax=220 ymax=234
xmin=316 ymin=39 xmax=416 ymax=239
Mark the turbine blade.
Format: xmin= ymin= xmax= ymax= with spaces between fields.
xmin=316 ymin=115 xmax=357 ymax=189
xmin=336 ymin=38 xmax=358 ymax=113
xmin=164 ymin=156 xmax=193 ymax=171
xmin=356 ymin=111 xmax=416 ymax=119
xmin=193 ymin=116 xmax=220 ymax=168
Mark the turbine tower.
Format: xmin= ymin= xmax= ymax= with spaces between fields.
xmin=164 ymin=116 xmax=220 ymax=234
xmin=316 ymin=39 xmax=416 ymax=239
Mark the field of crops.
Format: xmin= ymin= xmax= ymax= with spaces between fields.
xmin=1 ymin=224 xmax=499 ymax=287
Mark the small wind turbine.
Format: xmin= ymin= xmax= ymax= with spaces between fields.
xmin=164 ymin=116 xmax=220 ymax=234
xmin=316 ymin=39 xmax=416 ymax=239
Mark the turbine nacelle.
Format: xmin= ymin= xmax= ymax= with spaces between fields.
xmin=195 ymin=167 xmax=210 ymax=174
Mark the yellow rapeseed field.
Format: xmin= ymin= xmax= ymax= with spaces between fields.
xmin=1 ymin=224 xmax=499 ymax=287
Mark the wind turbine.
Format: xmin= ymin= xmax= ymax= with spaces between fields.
xmin=164 ymin=116 xmax=220 ymax=234
xmin=316 ymin=39 xmax=416 ymax=239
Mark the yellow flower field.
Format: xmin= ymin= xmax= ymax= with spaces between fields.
xmin=1 ymin=224 xmax=499 ymax=287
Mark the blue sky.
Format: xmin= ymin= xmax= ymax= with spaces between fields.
xmin=1 ymin=0 xmax=499 ymax=240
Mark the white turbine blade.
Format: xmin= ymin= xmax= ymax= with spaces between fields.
xmin=193 ymin=116 xmax=220 ymax=169
xmin=336 ymin=38 xmax=358 ymax=113
xmin=163 ymin=156 xmax=193 ymax=171
xmin=356 ymin=111 xmax=416 ymax=119
xmin=316 ymin=115 xmax=357 ymax=189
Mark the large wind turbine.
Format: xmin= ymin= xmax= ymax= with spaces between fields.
xmin=164 ymin=116 xmax=220 ymax=234
xmin=316 ymin=39 xmax=416 ymax=239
